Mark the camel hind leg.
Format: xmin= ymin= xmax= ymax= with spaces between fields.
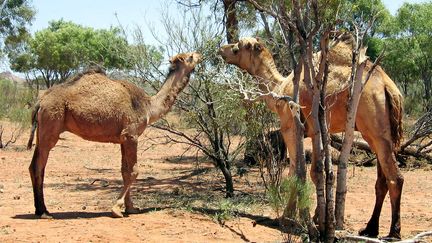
xmin=377 ymin=140 xmax=403 ymax=240
xmin=29 ymin=119 xmax=61 ymax=218
xmin=111 ymin=138 xmax=139 ymax=218
xmin=360 ymin=136 xmax=403 ymax=239
xmin=359 ymin=162 xmax=388 ymax=238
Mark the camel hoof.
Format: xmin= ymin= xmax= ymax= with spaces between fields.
xmin=111 ymin=206 xmax=124 ymax=218
xmin=359 ymin=227 xmax=378 ymax=238
xmin=380 ymin=233 xmax=401 ymax=241
xmin=38 ymin=212 xmax=53 ymax=219
xmin=126 ymin=207 xmax=140 ymax=215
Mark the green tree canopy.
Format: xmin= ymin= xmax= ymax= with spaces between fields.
xmin=381 ymin=2 xmax=432 ymax=112
xmin=8 ymin=20 xmax=130 ymax=87
xmin=0 ymin=0 xmax=35 ymax=57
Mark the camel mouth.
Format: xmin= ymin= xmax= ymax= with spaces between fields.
xmin=194 ymin=53 xmax=203 ymax=63
xmin=218 ymin=46 xmax=231 ymax=61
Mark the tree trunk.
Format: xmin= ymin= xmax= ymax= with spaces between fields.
xmin=218 ymin=160 xmax=234 ymax=198
xmin=311 ymin=89 xmax=326 ymax=237
xmin=335 ymin=49 xmax=368 ymax=229
xmin=223 ymin=0 xmax=239 ymax=44
xmin=423 ymin=75 xmax=431 ymax=110
xmin=319 ymin=54 xmax=335 ymax=243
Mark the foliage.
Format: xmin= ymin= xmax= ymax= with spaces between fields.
xmin=149 ymin=4 xmax=249 ymax=197
xmin=381 ymin=2 xmax=432 ymax=112
xmin=0 ymin=0 xmax=35 ymax=58
xmin=7 ymin=20 xmax=130 ymax=88
xmin=267 ymin=176 xmax=313 ymax=219
xmin=0 ymin=78 xmax=33 ymax=148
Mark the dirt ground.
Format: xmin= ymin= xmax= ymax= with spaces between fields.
xmin=0 ymin=125 xmax=431 ymax=243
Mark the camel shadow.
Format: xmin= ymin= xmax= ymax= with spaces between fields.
xmin=13 ymin=212 xmax=112 ymax=220
xmin=43 ymin=167 xmax=212 ymax=195
xmin=12 ymin=207 xmax=167 ymax=220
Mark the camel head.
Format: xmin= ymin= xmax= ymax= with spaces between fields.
xmin=169 ymin=52 xmax=202 ymax=73
xmin=219 ymin=37 xmax=271 ymax=76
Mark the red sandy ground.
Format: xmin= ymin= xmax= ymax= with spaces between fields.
xmin=0 ymin=125 xmax=431 ymax=242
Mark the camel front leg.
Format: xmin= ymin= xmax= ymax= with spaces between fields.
xmin=279 ymin=126 xmax=297 ymax=219
xmin=111 ymin=139 xmax=140 ymax=218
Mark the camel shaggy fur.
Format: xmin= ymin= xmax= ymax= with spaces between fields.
xmin=220 ymin=37 xmax=404 ymax=239
xmin=27 ymin=52 xmax=201 ymax=218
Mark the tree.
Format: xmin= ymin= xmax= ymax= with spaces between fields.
xmin=0 ymin=0 xmax=35 ymax=58
xmin=334 ymin=19 xmax=385 ymax=230
xmin=382 ymin=2 xmax=432 ymax=112
xmin=150 ymin=5 xmax=248 ymax=197
xmin=243 ymin=1 xmax=344 ymax=241
xmin=329 ymin=0 xmax=390 ymax=61
xmin=0 ymin=78 xmax=33 ymax=148
xmin=8 ymin=20 xmax=130 ymax=88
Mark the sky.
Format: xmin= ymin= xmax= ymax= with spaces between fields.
xmin=29 ymin=0 xmax=428 ymax=46
xmin=3 ymin=0 xmax=428 ymax=73
xmin=30 ymin=0 xmax=181 ymax=46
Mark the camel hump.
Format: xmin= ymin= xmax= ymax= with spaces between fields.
xmin=69 ymin=66 xmax=106 ymax=83
xmin=82 ymin=65 xmax=106 ymax=76
xmin=325 ymin=32 xmax=355 ymax=66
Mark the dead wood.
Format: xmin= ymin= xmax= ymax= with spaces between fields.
xmin=330 ymin=134 xmax=432 ymax=162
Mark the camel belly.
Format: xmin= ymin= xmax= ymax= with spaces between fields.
xmin=63 ymin=111 xmax=124 ymax=143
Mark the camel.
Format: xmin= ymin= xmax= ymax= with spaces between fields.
xmin=26 ymin=52 xmax=201 ymax=219
xmin=219 ymin=37 xmax=404 ymax=239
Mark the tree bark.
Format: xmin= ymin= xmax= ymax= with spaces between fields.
xmin=319 ymin=42 xmax=335 ymax=242
xmin=218 ymin=160 xmax=234 ymax=198
xmin=335 ymin=47 xmax=371 ymax=229
xmin=223 ymin=0 xmax=239 ymax=44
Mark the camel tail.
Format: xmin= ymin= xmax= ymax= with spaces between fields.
xmin=385 ymin=86 xmax=403 ymax=151
xmin=27 ymin=102 xmax=40 ymax=150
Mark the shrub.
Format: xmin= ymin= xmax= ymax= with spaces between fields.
xmin=0 ymin=79 xmax=33 ymax=148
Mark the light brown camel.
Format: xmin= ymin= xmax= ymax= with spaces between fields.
xmin=26 ymin=52 xmax=201 ymax=219
xmin=219 ymin=37 xmax=404 ymax=239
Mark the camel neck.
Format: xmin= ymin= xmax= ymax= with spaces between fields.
xmin=149 ymin=68 xmax=190 ymax=124
xmin=254 ymin=56 xmax=291 ymax=93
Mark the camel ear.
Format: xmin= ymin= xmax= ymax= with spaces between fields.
xmin=254 ymin=43 xmax=263 ymax=52
xmin=169 ymin=55 xmax=183 ymax=64
xmin=256 ymin=36 xmax=261 ymax=42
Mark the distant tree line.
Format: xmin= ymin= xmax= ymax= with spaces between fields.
xmin=2 ymin=1 xmax=430 ymax=114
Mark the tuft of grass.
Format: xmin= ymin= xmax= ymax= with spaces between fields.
xmin=267 ymin=176 xmax=313 ymax=218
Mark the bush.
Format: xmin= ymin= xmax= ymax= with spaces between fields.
xmin=267 ymin=176 xmax=313 ymax=219
xmin=0 ymin=79 xmax=33 ymax=148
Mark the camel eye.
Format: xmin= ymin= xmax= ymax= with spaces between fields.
xmin=187 ymin=55 xmax=194 ymax=63
xmin=232 ymin=45 xmax=239 ymax=55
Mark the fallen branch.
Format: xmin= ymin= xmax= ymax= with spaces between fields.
xmin=339 ymin=230 xmax=432 ymax=243
xmin=330 ymin=134 xmax=432 ymax=162
xmin=90 ymin=179 xmax=109 ymax=187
